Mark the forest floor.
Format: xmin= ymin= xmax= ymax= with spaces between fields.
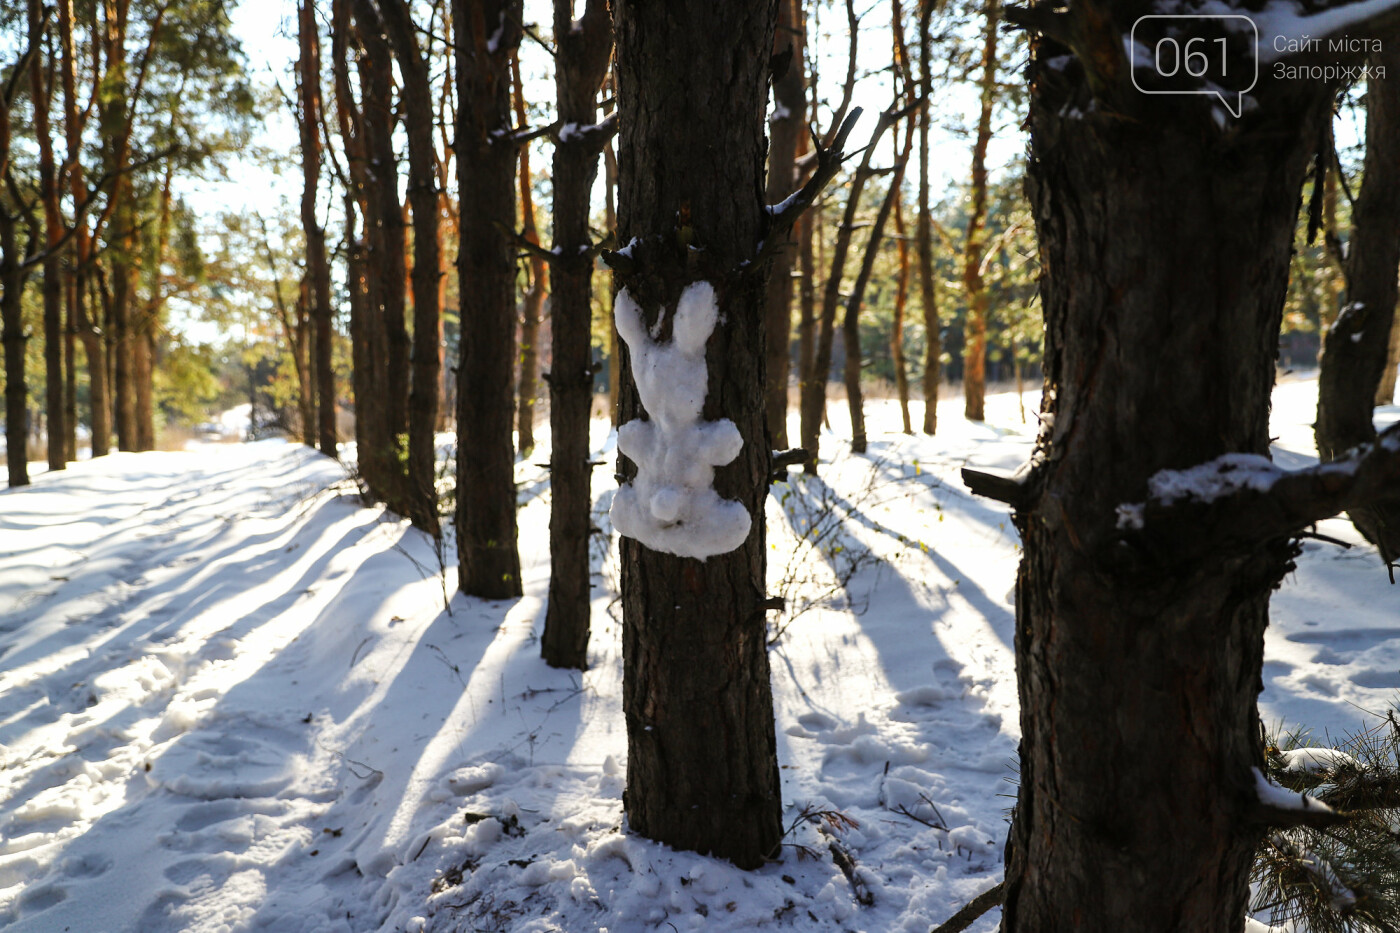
xmin=1 ymin=373 xmax=1397 ymax=933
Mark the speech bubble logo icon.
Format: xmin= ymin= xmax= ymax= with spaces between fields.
xmin=1129 ymin=15 xmax=1259 ymax=118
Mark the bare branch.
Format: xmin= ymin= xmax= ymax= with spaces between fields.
xmin=1120 ymin=421 xmax=1400 ymax=566
xmin=756 ymin=107 xmax=864 ymax=265
xmin=930 ymin=881 xmax=1005 ymax=933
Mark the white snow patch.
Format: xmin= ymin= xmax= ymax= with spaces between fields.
xmin=1278 ymin=746 xmax=1361 ymax=775
xmin=1148 ymin=453 xmax=1282 ymax=504
xmin=1254 ymin=766 xmax=1334 ymax=813
xmin=611 ymin=281 xmax=751 ymax=559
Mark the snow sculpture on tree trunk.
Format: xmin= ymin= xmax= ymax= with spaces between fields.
xmin=611 ymin=280 xmax=751 ymax=559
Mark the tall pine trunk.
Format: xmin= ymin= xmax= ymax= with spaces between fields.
xmin=0 ymin=217 xmax=26 ymax=488
xmin=333 ymin=0 xmax=384 ymax=490
xmin=610 ymin=0 xmax=783 ymax=869
xmin=454 ymin=0 xmax=523 ymax=599
xmin=512 ymin=54 xmax=546 ymax=458
xmin=31 ymin=0 xmax=66 ymax=471
xmin=960 ymin=0 xmax=998 ymax=423
xmin=356 ymin=0 xmax=408 ymax=477
xmin=844 ymin=128 xmax=912 ymax=454
xmin=918 ymin=0 xmax=939 ymax=435
xmin=380 ymin=0 xmax=443 ymax=533
xmin=59 ymin=0 xmax=103 ymax=458
xmin=799 ymin=112 xmax=894 ymax=471
xmin=299 ymin=0 xmax=337 ymax=460
xmin=989 ymin=9 xmax=1348 ymax=928
xmin=541 ymin=0 xmax=611 ymax=671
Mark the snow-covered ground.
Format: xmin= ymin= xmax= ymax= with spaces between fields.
xmin=0 ymin=374 xmax=1396 ymax=933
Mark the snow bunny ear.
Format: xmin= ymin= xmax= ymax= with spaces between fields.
xmin=613 ymin=287 xmax=648 ymax=351
xmin=672 ymin=281 xmax=718 ymax=357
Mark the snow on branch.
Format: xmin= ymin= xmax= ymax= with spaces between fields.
xmin=755 ymin=107 xmax=865 ymax=265
xmin=1252 ymin=767 xmax=1349 ymax=830
xmin=610 ymin=282 xmax=751 ymax=560
xmin=1117 ymin=421 xmax=1400 ymax=564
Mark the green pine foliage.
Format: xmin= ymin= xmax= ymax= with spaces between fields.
xmin=1252 ymin=714 xmax=1400 ymax=932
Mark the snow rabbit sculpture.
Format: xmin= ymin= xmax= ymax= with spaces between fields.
xmin=611 ymin=280 xmax=751 ymax=559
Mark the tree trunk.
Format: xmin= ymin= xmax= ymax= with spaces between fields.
xmin=892 ymin=194 xmax=914 ymax=435
xmin=96 ymin=6 xmax=137 ymax=453
xmin=110 ymin=225 xmax=136 ymax=452
xmin=796 ymin=206 xmax=816 ymax=419
xmin=134 ymin=329 xmax=153 ymax=449
xmin=454 ymin=0 xmax=523 ymax=599
xmin=918 ymin=2 xmax=940 ymax=437
xmin=960 ymin=0 xmax=998 ymax=423
xmin=336 ymin=0 xmax=401 ymax=502
xmin=79 ymin=285 xmax=108 ymax=458
xmin=379 ymin=0 xmax=442 ymax=533
xmin=1 ymin=215 xmax=27 ymax=488
xmin=541 ymin=0 xmax=611 ymax=671
xmin=1314 ymin=53 xmax=1400 ymax=564
xmin=1378 ymin=307 xmax=1400 ymax=403
xmin=64 ymin=272 xmax=77 ymax=461
xmin=996 ymin=15 xmax=1340 ymax=930
xmin=59 ymin=0 xmax=94 ymax=459
xmin=296 ymin=279 xmax=315 ymax=443
xmin=133 ymin=164 xmax=174 ymax=452
xmin=300 ymin=0 xmax=338 ymax=460
xmin=888 ymin=0 xmax=914 ymax=437
xmin=845 ymin=135 xmax=912 ymax=454
xmin=31 ymin=0 xmax=66 ymax=471
xmin=332 ymin=0 xmax=382 ymax=489
xmin=604 ymin=94 xmax=620 ymax=427
xmin=512 ymin=53 xmax=546 ymax=458
xmin=799 ymin=112 xmax=895 ymax=471
xmin=355 ymin=0 xmax=408 ymax=485
xmin=610 ymin=0 xmax=783 ymax=870
xmin=763 ymin=0 xmax=806 ymax=449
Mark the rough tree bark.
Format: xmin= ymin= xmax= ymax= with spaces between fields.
xmin=918 ymin=0 xmax=940 ymax=435
xmin=454 ymin=0 xmax=523 ymax=599
xmin=1314 ymin=51 xmax=1400 ymax=565
xmin=380 ymin=0 xmax=443 ymax=533
xmin=960 ymin=0 xmax=999 ymax=423
xmin=608 ymin=0 xmax=790 ymax=870
xmin=511 ymin=52 xmax=545 ymax=458
xmin=540 ymin=0 xmax=611 ymax=671
xmin=970 ymin=1 xmax=1400 ymax=928
xmin=763 ymin=0 xmax=806 ymax=449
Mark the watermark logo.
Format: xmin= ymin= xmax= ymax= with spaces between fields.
xmin=1129 ymin=15 xmax=1259 ymax=117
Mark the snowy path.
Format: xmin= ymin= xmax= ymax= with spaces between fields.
xmin=1 ymin=377 xmax=1397 ymax=932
